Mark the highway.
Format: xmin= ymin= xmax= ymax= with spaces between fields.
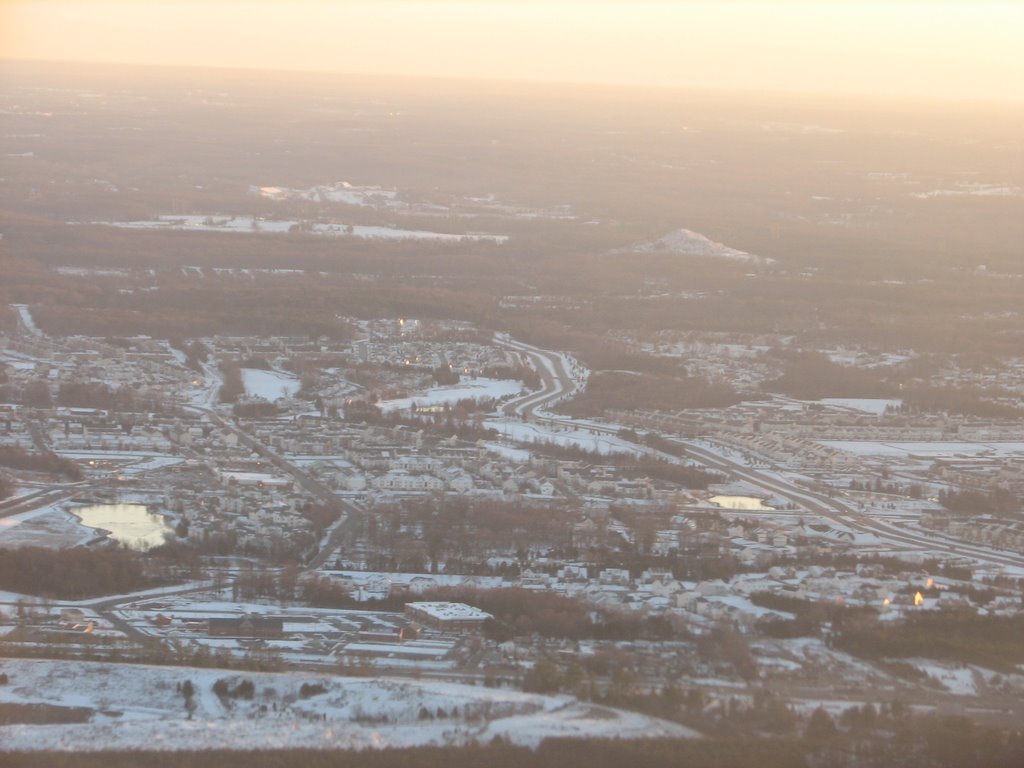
xmin=492 ymin=336 xmax=1024 ymax=572
xmin=494 ymin=334 xmax=583 ymax=418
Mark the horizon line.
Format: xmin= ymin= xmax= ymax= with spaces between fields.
xmin=4 ymin=57 xmax=1023 ymax=112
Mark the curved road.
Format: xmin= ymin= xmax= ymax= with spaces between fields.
xmin=493 ymin=336 xmax=1024 ymax=572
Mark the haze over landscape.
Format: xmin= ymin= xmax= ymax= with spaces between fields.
xmin=1 ymin=3 xmax=1023 ymax=767
xmin=5 ymin=0 xmax=1024 ymax=101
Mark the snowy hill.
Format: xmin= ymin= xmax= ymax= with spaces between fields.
xmin=0 ymin=659 xmax=698 ymax=752
xmin=619 ymin=228 xmax=776 ymax=266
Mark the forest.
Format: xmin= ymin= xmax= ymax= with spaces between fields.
xmin=0 ymin=447 xmax=83 ymax=481
xmin=2 ymin=724 xmax=1022 ymax=768
xmin=0 ymin=546 xmax=176 ymax=599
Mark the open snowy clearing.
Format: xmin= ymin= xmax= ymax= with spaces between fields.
xmin=83 ymin=215 xmax=508 ymax=243
xmin=0 ymin=502 xmax=97 ymax=549
xmin=617 ymin=228 xmax=776 ymax=266
xmin=377 ymin=378 xmax=523 ymax=413
xmin=816 ymin=440 xmax=1024 ymax=458
xmin=817 ymin=398 xmax=902 ymax=415
xmin=0 ymin=659 xmax=698 ymax=751
xmin=483 ymin=419 xmax=641 ymax=456
xmin=242 ymin=368 xmax=302 ymax=401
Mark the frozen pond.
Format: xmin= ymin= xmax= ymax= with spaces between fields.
xmin=72 ymin=504 xmax=171 ymax=551
xmin=242 ymin=368 xmax=301 ymax=401
xmin=709 ymin=495 xmax=775 ymax=511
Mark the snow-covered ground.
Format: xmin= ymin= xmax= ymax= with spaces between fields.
xmin=253 ymin=181 xmax=401 ymax=208
xmin=483 ymin=419 xmax=641 ymax=456
xmin=911 ymin=183 xmax=1023 ymax=199
xmin=242 ymin=368 xmax=301 ymax=401
xmin=83 ymin=215 xmax=507 ymax=243
xmin=10 ymin=303 xmax=43 ymax=336
xmin=0 ymin=659 xmax=698 ymax=751
xmin=817 ymin=398 xmax=902 ymax=415
xmin=55 ymin=450 xmax=184 ymax=474
xmin=0 ymin=501 xmax=97 ymax=549
xmin=618 ymin=228 xmax=776 ymax=266
xmin=377 ymin=378 xmax=522 ymax=413
xmin=482 ymin=442 xmax=532 ymax=463
xmin=817 ymin=440 xmax=1024 ymax=458
xmin=906 ymin=660 xmax=980 ymax=696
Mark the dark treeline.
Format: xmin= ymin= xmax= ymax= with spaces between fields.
xmin=938 ymin=487 xmax=1020 ymax=516
xmin=561 ymin=371 xmax=742 ymax=417
xmin=218 ymin=363 xmax=245 ymax=404
xmin=2 ymin=725 xmax=1023 ymax=768
xmin=528 ymin=439 xmax=722 ymax=489
xmin=0 ymin=379 xmax=168 ymax=413
xmin=901 ymin=384 xmax=1024 ymax=419
xmin=168 ymin=337 xmax=209 ymax=371
xmin=0 ymin=546 xmax=173 ymax=599
xmin=833 ymin=610 xmax=1024 ymax=672
xmin=0 ymin=446 xmax=83 ymax=480
xmin=435 ymin=586 xmax=676 ymax=642
xmin=762 ymin=349 xmax=894 ymax=400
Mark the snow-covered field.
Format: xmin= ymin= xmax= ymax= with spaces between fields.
xmin=618 ymin=228 xmax=776 ymax=266
xmin=377 ymin=378 xmax=522 ymax=413
xmin=0 ymin=502 xmax=97 ymax=549
xmin=0 ymin=660 xmax=698 ymax=751
xmin=483 ymin=419 xmax=640 ymax=456
xmin=242 ymin=368 xmax=301 ymax=401
xmin=253 ymin=181 xmax=401 ymax=208
xmin=84 ymin=215 xmax=507 ymax=243
xmin=911 ymin=183 xmax=1023 ymax=199
xmin=817 ymin=398 xmax=902 ymax=415
xmin=817 ymin=440 xmax=1024 ymax=458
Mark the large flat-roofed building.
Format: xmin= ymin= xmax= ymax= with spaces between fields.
xmin=404 ymin=601 xmax=491 ymax=632
xmin=208 ymin=615 xmax=284 ymax=638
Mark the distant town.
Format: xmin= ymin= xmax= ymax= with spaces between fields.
xmin=3 ymin=297 xmax=1023 ymax=749
xmin=1 ymin=59 xmax=1022 ymax=765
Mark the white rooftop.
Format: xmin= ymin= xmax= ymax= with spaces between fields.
xmin=406 ymin=601 xmax=492 ymax=622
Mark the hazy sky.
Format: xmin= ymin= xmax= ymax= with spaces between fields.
xmin=3 ymin=1 xmax=1023 ymax=102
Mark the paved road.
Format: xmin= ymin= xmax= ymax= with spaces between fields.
xmin=185 ymin=404 xmax=362 ymax=569
xmin=676 ymin=440 xmax=1024 ymax=570
xmin=494 ymin=335 xmax=581 ymax=418
xmin=491 ymin=337 xmax=1024 ymax=572
xmin=0 ymin=483 xmax=93 ymax=519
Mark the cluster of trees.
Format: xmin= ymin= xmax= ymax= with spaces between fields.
xmin=0 ymin=377 xmax=171 ymax=414
xmin=169 ymin=338 xmax=209 ymax=372
xmin=0 ymin=546 xmax=160 ymax=599
xmin=0 ymin=379 xmax=53 ymax=408
xmin=0 ymin=446 xmax=83 ymax=480
xmin=300 ymin=501 xmax=343 ymax=537
xmin=561 ymin=370 xmax=741 ymax=417
xmin=212 ymin=677 xmax=255 ymax=701
xmin=748 ymin=591 xmax=868 ymax=639
xmin=480 ymin=364 xmax=541 ymax=390
xmin=232 ymin=401 xmax=279 ymax=419
xmin=761 ymin=349 xmax=893 ymax=400
xmin=429 ymin=587 xmax=676 ymax=642
xmin=430 ymin=366 xmax=460 ymax=386
xmin=834 ymin=610 xmax=1024 ymax=672
xmin=938 ymin=487 xmax=1020 ymax=516
xmin=901 ymin=384 xmax=1023 ymax=419
xmin=218 ymin=363 xmax=244 ymax=404
xmin=12 ymin=725 xmax=1018 ymax=768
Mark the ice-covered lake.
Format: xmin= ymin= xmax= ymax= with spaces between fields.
xmin=71 ymin=503 xmax=171 ymax=551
